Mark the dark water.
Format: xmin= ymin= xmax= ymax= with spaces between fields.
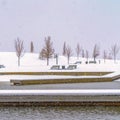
xmin=0 ymin=106 xmax=120 ymax=120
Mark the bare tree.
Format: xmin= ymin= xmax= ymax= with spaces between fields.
xmin=108 ymin=52 xmax=112 ymax=60
xmin=93 ymin=44 xmax=100 ymax=61
xmin=66 ymin=45 xmax=73 ymax=64
xmin=111 ymin=44 xmax=119 ymax=63
xmin=62 ymin=41 xmax=67 ymax=56
xmin=15 ymin=38 xmax=24 ymax=66
xmin=76 ymin=43 xmax=81 ymax=59
xmin=30 ymin=41 xmax=34 ymax=53
xmin=81 ymin=49 xmax=85 ymax=58
xmin=85 ymin=50 xmax=89 ymax=62
xmin=39 ymin=49 xmax=45 ymax=60
xmin=103 ymin=50 xmax=107 ymax=63
xmin=41 ymin=36 xmax=54 ymax=65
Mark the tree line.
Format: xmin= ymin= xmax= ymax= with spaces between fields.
xmin=14 ymin=36 xmax=119 ymax=66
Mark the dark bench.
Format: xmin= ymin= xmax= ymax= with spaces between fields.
xmin=89 ymin=61 xmax=97 ymax=64
xmin=67 ymin=65 xmax=77 ymax=70
xmin=74 ymin=61 xmax=82 ymax=64
xmin=50 ymin=65 xmax=60 ymax=70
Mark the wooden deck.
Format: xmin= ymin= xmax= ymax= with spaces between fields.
xmin=9 ymin=71 xmax=120 ymax=85
xmin=10 ymin=71 xmax=120 ymax=85
xmin=10 ymin=77 xmax=112 ymax=85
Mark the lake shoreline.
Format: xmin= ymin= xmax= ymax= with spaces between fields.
xmin=0 ymin=90 xmax=119 ymax=106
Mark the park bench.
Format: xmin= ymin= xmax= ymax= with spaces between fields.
xmin=89 ymin=61 xmax=97 ymax=64
xmin=66 ymin=65 xmax=77 ymax=70
xmin=50 ymin=65 xmax=60 ymax=70
xmin=74 ymin=61 xmax=82 ymax=64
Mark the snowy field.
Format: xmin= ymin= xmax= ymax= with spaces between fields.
xmin=0 ymin=52 xmax=120 ymax=82
xmin=0 ymin=52 xmax=120 ymax=72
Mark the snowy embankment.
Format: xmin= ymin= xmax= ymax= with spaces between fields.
xmin=0 ymin=90 xmax=120 ymax=105
xmin=0 ymin=89 xmax=120 ymax=95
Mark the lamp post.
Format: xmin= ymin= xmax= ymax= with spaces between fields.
xmin=55 ymin=54 xmax=58 ymax=65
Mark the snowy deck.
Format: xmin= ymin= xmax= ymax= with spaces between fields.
xmin=10 ymin=75 xmax=112 ymax=85
xmin=9 ymin=72 xmax=120 ymax=85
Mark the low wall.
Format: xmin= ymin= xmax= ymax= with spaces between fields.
xmin=0 ymin=90 xmax=119 ymax=106
xmin=0 ymin=71 xmax=112 ymax=76
xmin=0 ymin=95 xmax=120 ymax=106
xmin=10 ymin=77 xmax=112 ymax=85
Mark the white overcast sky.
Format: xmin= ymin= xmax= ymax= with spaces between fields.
xmin=0 ymin=0 xmax=120 ymax=57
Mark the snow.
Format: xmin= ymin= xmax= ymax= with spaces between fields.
xmin=0 ymin=89 xmax=120 ymax=95
xmin=0 ymin=52 xmax=120 ymax=82
xmin=0 ymin=75 xmax=103 ymax=82
xmin=0 ymin=52 xmax=120 ymax=72
xmin=0 ymin=52 xmax=120 ymax=98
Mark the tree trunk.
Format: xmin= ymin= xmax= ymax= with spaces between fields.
xmin=68 ymin=57 xmax=69 ymax=64
xmin=56 ymin=56 xmax=58 ymax=65
xmin=94 ymin=57 xmax=96 ymax=62
xmin=47 ymin=58 xmax=49 ymax=66
xmin=114 ymin=55 xmax=116 ymax=63
xmin=18 ymin=57 xmax=20 ymax=66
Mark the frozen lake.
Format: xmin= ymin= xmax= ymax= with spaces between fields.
xmin=0 ymin=106 xmax=120 ymax=120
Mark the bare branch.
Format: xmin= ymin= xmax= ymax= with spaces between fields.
xmin=76 ymin=43 xmax=81 ymax=59
xmin=40 ymin=36 xmax=54 ymax=65
xmin=93 ymin=44 xmax=100 ymax=61
xmin=66 ymin=45 xmax=73 ymax=64
xmin=111 ymin=44 xmax=119 ymax=63
xmin=85 ymin=50 xmax=89 ymax=62
xmin=30 ymin=41 xmax=34 ymax=53
xmin=62 ymin=41 xmax=67 ymax=56
xmin=15 ymin=38 xmax=24 ymax=66
xmin=103 ymin=50 xmax=107 ymax=63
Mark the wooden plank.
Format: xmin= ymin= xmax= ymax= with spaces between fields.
xmin=0 ymin=72 xmax=112 ymax=76
xmin=10 ymin=77 xmax=112 ymax=85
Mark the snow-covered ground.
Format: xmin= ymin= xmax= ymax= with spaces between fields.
xmin=0 ymin=52 xmax=120 ymax=82
xmin=0 ymin=89 xmax=120 ymax=95
xmin=0 ymin=52 xmax=120 ymax=98
xmin=0 ymin=52 xmax=120 ymax=72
